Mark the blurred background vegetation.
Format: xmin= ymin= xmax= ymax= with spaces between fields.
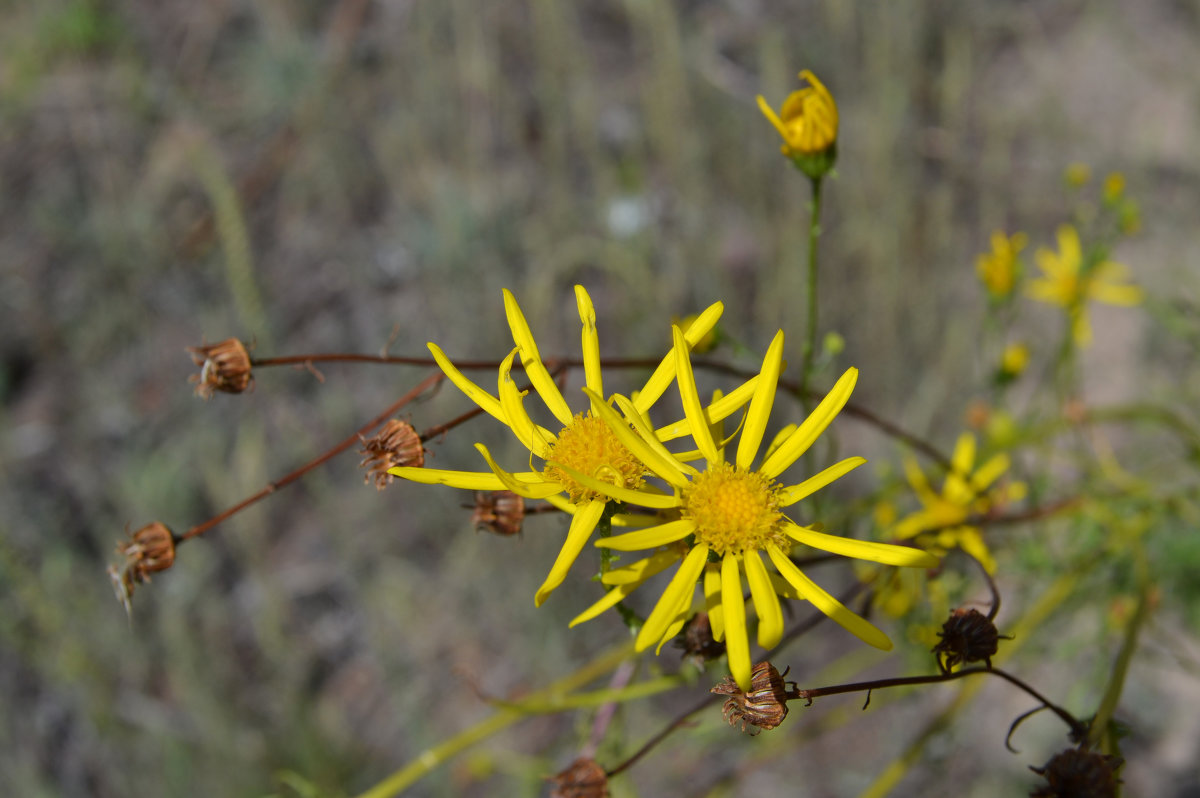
xmin=2 ymin=0 xmax=1198 ymax=795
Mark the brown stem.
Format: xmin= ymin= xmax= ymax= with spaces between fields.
xmin=178 ymin=371 xmax=444 ymax=543
xmin=789 ymin=666 xmax=1086 ymax=739
xmin=605 ymin=694 xmax=715 ymax=779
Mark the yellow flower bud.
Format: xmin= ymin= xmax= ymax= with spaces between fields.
xmin=757 ymin=70 xmax=838 ymax=179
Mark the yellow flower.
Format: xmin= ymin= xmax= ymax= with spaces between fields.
xmin=976 ymin=231 xmax=1028 ymax=300
xmin=757 ymin=70 xmax=838 ymax=178
xmin=1064 ymin=162 xmax=1091 ymax=188
xmin=894 ymin=433 xmax=1025 ymax=574
xmin=1103 ymin=172 xmax=1125 ymax=203
xmin=999 ymin=342 xmax=1029 ymax=380
xmin=389 ymin=286 xmax=729 ymax=606
xmin=564 ymin=329 xmax=938 ymax=690
xmin=1027 ymin=225 xmax=1143 ymax=346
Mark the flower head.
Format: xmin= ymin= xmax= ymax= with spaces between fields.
xmin=566 ymin=329 xmax=938 ymax=690
xmin=976 ymin=231 xmax=1028 ymax=301
xmin=894 ymin=433 xmax=1025 ymax=574
xmin=359 ymin=419 xmax=424 ymax=490
xmin=108 ymin=521 xmax=177 ymax=612
xmin=1027 ymin=225 xmax=1143 ymax=346
xmin=188 ymin=338 xmax=253 ymax=398
xmin=389 ymin=286 xmax=724 ymax=606
xmin=757 ymin=70 xmax=838 ymax=178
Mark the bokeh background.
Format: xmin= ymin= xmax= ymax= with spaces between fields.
xmin=3 ymin=1 xmax=1199 ymax=795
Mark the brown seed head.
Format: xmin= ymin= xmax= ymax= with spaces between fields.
xmin=359 ymin=419 xmax=424 ymax=490
xmin=711 ymin=661 xmax=793 ymax=735
xmin=470 ymin=490 xmax=526 ymax=536
xmin=933 ymin=607 xmax=1002 ymax=672
xmin=108 ymin=521 xmax=176 ymax=611
xmin=675 ymin=612 xmax=726 ymax=665
xmin=1029 ymin=748 xmax=1122 ymax=798
xmin=547 ymin=757 xmax=608 ymax=798
xmin=187 ymin=338 xmax=253 ymax=398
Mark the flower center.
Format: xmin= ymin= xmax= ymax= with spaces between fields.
xmin=682 ymin=462 xmax=787 ymax=557
xmin=543 ymin=412 xmax=647 ymax=504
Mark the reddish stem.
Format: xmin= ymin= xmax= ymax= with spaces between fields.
xmin=178 ymin=371 xmax=444 ymax=543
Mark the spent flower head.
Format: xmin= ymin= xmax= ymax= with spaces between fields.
xmin=566 ymin=329 xmax=937 ymax=690
xmin=757 ymin=70 xmax=838 ymax=179
xmin=188 ymin=338 xmax=253 ymax=398
xmin=1027 ymin=224 xmax=1143 ymax=346
xmin=389 ymin=286 xmax=724 ymax=605
xmin=894 ymin=432 xmax=1025 ymax=574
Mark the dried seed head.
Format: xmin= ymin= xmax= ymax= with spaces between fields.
xmin=711 ymin=661 xmax=793 ymax=735
xmin=675 ymin=612 xmax=726 ymax=665
xmin=547 ymin=757 xmax=608 ymax=798
xmin=1029 ymin=748 xmax=1122 ymax=798
xmin=359 ymin=420 xmax=424 ymax=490
xmin=470 ymin=490 xmax=525 ymax=536
xmin=108 ymin=522 xmax=176 ymax=611
xmin=933 ymin=607 xmax=1002 ymax=672
xmin=187 ymin=338 xmax=253 ymax=398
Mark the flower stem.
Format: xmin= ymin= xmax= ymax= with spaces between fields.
xmin=800 ymin=176 xmax=824 ymax=397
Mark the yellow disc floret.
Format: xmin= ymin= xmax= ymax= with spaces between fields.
xmin=682 ymin=462 xmax=788 ymax=556
xmin=543 ymin=412 xmax=647 ymax=504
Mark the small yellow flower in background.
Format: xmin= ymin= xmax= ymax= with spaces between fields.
xmin=976 ymin=231 xmax=1028 ymax=300
xmin=894 ymin=433 xmax=1025 ymax=574
xmin=1064 ymin=162 xmax=1091 ymax=188
xmin=997 ymin=342 xmax=1030 ymax=384
xmin=1027 ymin=224 xmax=1143 ymax=346
xmin=565 ymin=329 xmax=938 ymax=691
xmin=757 ymin=70 xmax=838 ymax=179
xmin=1103 ymin=172 xmax=1125 ymax=203
xmin=389 ymin=286 xmax=728 ymax=606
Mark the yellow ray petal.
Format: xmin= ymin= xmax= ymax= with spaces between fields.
xmin=721 ymin=555 xmax=752 ymax=691
xmin=704 ymin=563 xmax=725 ymax=641
xmin=633 ymin=301 xmax=724 ymax=414
xmin=388 ymin=465 xmax=514 ymax=491
xmin=600 ymin=549 xmax=681 ymax=585
xmin=547 ymin=459 xmax=679 ymax=509
xmin=474 ymin=444 xmax=565 ymax=499
xmin=736 ymin=330 xmax=784 ymax=470
xmin=656 ymin=375 xmax=759 ymax=442
xmin=780 ymin=456 xmax=867 ymax=507
xmin=784 ymin=522 xmax=939 ymax=568
xmin=595 ymin=519 xmax=696 ymax=551
xmin=428 ymin=342 xmax=504 ymax=422
xmin=767 ymin=545 xmax=892 ymax=650
xmin=673 ymin=326 xmax=721 ymax=465
xmin=971 ymin=453 xmax=1010 ymax=493
xmin=744 ymin=549 xmax=783 ymax=649
xmin=635 ymin=544 xmax=709 ymax=651
xmin=498 ymin=349 xmax=553 ymax=459
xmin=535 ymin=498 xmax=606 ymax=606
xmin=655 ymin=588 xmax=697 ymax=654
xmin=760 ymin=367 xmax=858 ymax=479
xmin=768 ymin=571 xmax=804 ymax=601
xmin=575 ymin=285 xmax=603 ymax=398
xmin=503 ymin=288 xmax=574 ymax=426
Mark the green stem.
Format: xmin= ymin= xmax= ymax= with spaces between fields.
xmin=800 ymin=176 xmax=824 ymax=397
xmin=353 ymin=642 xmax=637 ymax=798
